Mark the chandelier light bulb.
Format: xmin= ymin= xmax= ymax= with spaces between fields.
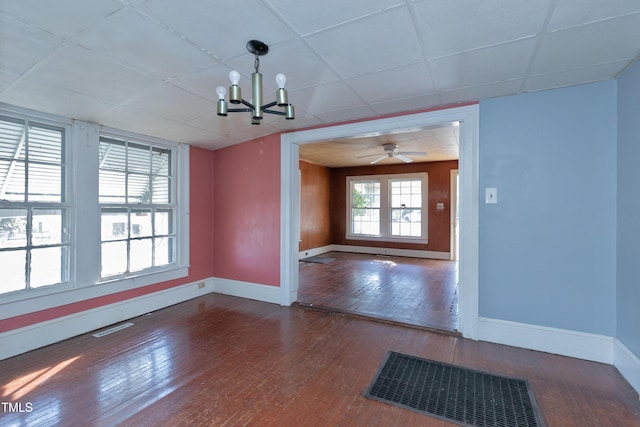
xmin=229 ymin=70 xmax=241 ymax=85
xmin=275 ymin=73 xmax=287 ymax=89
xmin=216 ymin=86 xmax=226 ymax=100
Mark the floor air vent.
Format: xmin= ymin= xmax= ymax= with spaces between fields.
xmin=92 ymin=322 xmax=134 ymax=338
xmin=365 ymin=351 xmax=544 ymax=427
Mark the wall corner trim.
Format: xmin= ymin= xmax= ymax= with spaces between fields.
xmin=613 ymin=338 xmax=640 ymax=397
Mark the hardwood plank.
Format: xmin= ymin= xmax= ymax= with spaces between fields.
xmin=1 ymin=294 xmax=639 ymax=426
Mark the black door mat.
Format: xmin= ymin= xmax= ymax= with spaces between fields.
xmin=300 ymin=256 xmax=334 ymax=264
xmin=365 ymin=351 xmax=544 ymax=427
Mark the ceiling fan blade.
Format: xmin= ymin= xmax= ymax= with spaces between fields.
xmin=370 ymin=155 xmax=388 ymax=164
xmin=357 ymin=153 xmax=385 ymax=158
xmin=397 ymin=151 xmax=426 ymax=156
xmin=395 ymin=154 xmax=413 ymax=163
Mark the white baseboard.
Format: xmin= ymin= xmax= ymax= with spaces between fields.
xmin=0 ymin=278 xmax=216 ymax=361
xmin=614 ymin=338 xmax=640 ymax=397
xmin=332 ymin=244 xmax=450 ymax=260
xmin=211 ymin=277 xmax=281 ymax=305
xmin=299 ymin=245 xmax=333 ymax=259
xmin=479 ymin=317 xmax=613 ymax=364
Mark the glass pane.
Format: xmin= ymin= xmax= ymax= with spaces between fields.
xmin=101 ymin=208 xmax=128 ymax=241
xmin=0 ymin=250 xmax=26 ymax=293
xmin=130 ymin=238 xmax=152 ymax=272
xmin=392 ymin=208 xmax=421 ymax=237
xmin=131 ymin=209 xmax=152 ymax=237
xmin=0 ymin=209 xmax=27 ymax=248
xmin=0 ymin=159 xmax=25 ymax=202
xmin=351 ymin=208 xmax=380 ymax=235
xmin=99 ymin=170 xmax=126 ymax=203
xmin=127 ymin=142 xmax=151 ymax=174
xmin=152 ymin=175 xmax=171 ymax=203
xmin=31 ymin=246 xmax=65 ymax=287
xmin=28 ymin=163 xmax=62 ymax=202
xmin=99 ymin=138 xmax=126 ymax=171
xmin=101 ymin=241 xmax=127 ymax=277
xmin=32 ymin=209 xmax=66 ymax=246
xmin=127 ymin=173 xmax=150 ymax=204
xmin=154 ymin=236 xmax=174 ymax=266
xmin=28 ymin=125 xmax=63 ymax=163
xmin=0 ymin=116 xmax=26 ymax=160
xmin=155 ymin=209 xmax=173 ymax=235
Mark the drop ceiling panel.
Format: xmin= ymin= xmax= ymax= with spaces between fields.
xmin=370 ymin=93 xmax=443 ymax=116
xmin=431 ymin=39 xmax=537 ymax=90
xmin=305 ymin=7 xmax=423 ymax=78
xmin=548 ymin=0 xmax=640 ymax=30
xmin=0 ymin=0 xmax=123 ymax=38
xmin=75 ymin=9 xmax=218 ymax=80
xmin=290 ymin=81 xmax=365 ymax=115
xmin=523 ymin=61 xmax=628 ymax=92
xmin=120 ymin=83 xmax=216 ymax=122
xmin=531 ymin=14 xmax=640 ymax=74
xmin=0 ymin=17 xmax=63 ymax=75
xmin=137 ymin=0 xmax=296 ymax=60
xmin=346 ymin=62 xmax=435 ymax=104
xmin=412 ymin=0 xmax=552 ymax=59
xmin=266 ymin=0 xmax=405 ymax=35
xmin=25 ymin=42 xmax=157 ymax=104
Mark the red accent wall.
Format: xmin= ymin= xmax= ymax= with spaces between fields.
xmin=0 ymin=147 xmax=215 ymax=333
xmin=211 ymin=135 xmax=281 ymax=286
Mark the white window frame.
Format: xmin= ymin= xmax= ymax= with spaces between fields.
xmin=346 ymin=172 xmax=428 ymax=244
xmin=0 ymin=104 xmax=189 ymax=305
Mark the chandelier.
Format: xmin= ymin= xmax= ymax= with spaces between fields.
xmin=216 ymin=40 xmax=294 ymax=125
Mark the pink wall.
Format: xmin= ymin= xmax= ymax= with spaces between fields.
xmin=0 ymin=147 xmax=215 ymax=333
xmin=212 ymin=135 xmax=281 ymax=286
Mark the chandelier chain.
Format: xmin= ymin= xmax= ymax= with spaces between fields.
xmin=254 ymin=55 xmax=260 ymax=73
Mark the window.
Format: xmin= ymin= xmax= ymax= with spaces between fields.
xmin=0 ymin=115 xmax=69 ymax=294
xmin=99 ymin=137 xmax=176 ymax=278
xmin=347 ymin=173 xmax=428 ymax=243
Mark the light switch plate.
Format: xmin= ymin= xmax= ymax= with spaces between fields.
xmin=485 ymin=188 xmax=498 ymax=204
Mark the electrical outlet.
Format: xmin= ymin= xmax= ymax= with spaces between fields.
xmin=197 ymin=282 xmax=205 ymax=289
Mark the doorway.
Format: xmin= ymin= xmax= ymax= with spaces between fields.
xmin=280 ymin=105 xmax=479 ymax=340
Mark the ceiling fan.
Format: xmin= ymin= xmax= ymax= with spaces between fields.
xmin=358 ymin=143 xmax=426 ymax=164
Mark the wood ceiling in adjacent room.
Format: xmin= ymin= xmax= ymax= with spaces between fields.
xmin=298 ymin=123 xmax=459 ymax=168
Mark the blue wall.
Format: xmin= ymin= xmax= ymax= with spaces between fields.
xmin=479 ymin=82 xmax=617 ymax=336
xmin=617 ymin=60 xmax=640 ymax=357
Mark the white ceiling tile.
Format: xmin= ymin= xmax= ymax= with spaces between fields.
xmin=170 ymin=63 xmax=231 ymax=99
xmin=0 ymin=16 xmax=63 ymax=74
xmin=289 ymin=82 xmax=364 ymax=115
xmin=0 ymin=77 xmax=116 ymax=121
xmin=412 ymin=0 xmax=552 ymax=58
xmin=0 ymin=0 xmax=124 ymax=38
xmin=305 ymin=7 xmax=423 ymax=78
xmin=548 ymin=0 xmax=640 ymax=30
xmin=191 ymin=135 xmax=244 ymax=151
xmin=75 ymin=9 xmax=217 ymax=80
xmin=431 ymin=39 xmax=537 ymax=90
xmin=122 ymin=83 xmax=217 ymax=122
xmin=25 ymin=43 xmax=157 ymax=104
xmin=226 ymin=40 xmax=340 ymax=91
xmin=266 ymin=0 xmax=405 ymax=35
xmin=523 ymin=61 xmax=629 ymax=93
xmin=315 ymin=105 xmax=377 ymax=124
xmin=532 ymin=13 xmax=640 ymax=74
xmin=439 ymin=80 xmax=523 ymax=105
xmin=100 ymin=105 xmax=180 ymax=136
xmin=370 ymin=93 xmax=443 ymax=115
xmin=0 ymin=70 xmax=20 ymax=92
xmin=187 ymin=110 xmax=251 ymax=136
xmin=346 ymin=62 xmax=435 ymax=104
xmin=151 ymin=123 xmax=220 ymax=145
xmin=137 ymin=0 xmax=295 ymax=60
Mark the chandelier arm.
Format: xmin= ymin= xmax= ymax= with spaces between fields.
xmin=263 ymin=109 xmax=287 ymax=116
xmin=262 ymin=101 xmax=277 ymax=110
xmin=240 ymin=99 xmax=255 ymax=110
xmin=227 ymin=107 xmax=254 ymax=113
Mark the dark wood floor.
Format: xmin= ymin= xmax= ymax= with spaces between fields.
xmin=1 ymin=293 xmax=639 ymax=426
xmin=298 ymin=252 xmax=459 ymax=333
